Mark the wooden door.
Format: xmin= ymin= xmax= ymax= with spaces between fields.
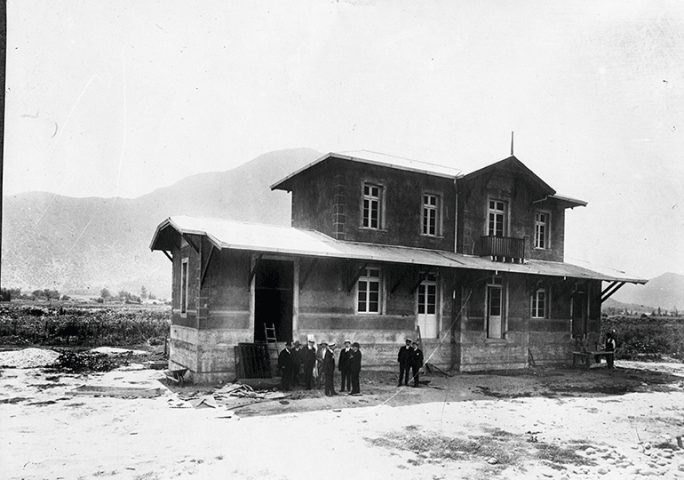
xmin=417 ymin=274 xmax=438 ymax=338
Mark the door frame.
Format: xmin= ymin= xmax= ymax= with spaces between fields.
xmin=485 ymin=276 xmax=505 ymax=339
xmin=416 ymin=272 xmax=439 ymax=339
xmin=250 ymin=254 xmax=296 ymax=342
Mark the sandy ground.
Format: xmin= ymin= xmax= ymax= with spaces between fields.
xmin=1 ymin=354 xmax=684 ymax=480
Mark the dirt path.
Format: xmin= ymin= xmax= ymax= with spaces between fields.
xmin=1 ymin=361 xmax=684 ymax=479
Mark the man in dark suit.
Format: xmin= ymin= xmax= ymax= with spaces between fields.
xmin=322 ymin=342 xmax=337 ymax=396
xmin=291 ymin=340 xmax=302 ymax=387
xmin=302 ymin=337 xmax=317 ymax=390
xmin=349 ymin=342 xmax=362 ymax=395
xmin=397 ymin=338 xmax=412 ymax=387
xmin=410 ymin=341 xmax=424 ymax=387
xmin=338 ymin=340 xmax=352 ymax=392
xmin=277 ymin=341 xmax=293 ymax=391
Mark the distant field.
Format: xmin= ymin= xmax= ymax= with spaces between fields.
xmin=602 ymin=315 xmax=684 ymax=361
xmin=0 ymin=301 xmax=170 ymax=348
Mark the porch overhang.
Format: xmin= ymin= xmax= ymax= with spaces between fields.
xmin=150 ymin=216 xmax=647 ymax=285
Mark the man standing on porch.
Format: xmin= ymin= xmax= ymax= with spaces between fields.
xmin=397 ymin=339 xmax=412 ymax=387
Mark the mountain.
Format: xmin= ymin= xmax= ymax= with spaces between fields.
xmin=611 ymin=272 xmax=684 ymax=312
xmin=1 ymin=148 xmax=321 ymax=297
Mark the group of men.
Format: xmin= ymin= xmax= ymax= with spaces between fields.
xmin=397 ymin=339 xmax=424 ymax=387
xmin=277 ymin=338 xmax=362 ymax=396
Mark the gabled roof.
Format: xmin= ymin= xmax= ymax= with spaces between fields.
xmin=459 ymin=155 xmax=556 ymax=195
xmin=271 ymin=150 xmax=461 ymax=191
xmin=150 ymin=216 xmax=647 ymax=284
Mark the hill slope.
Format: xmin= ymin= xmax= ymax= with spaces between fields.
xmin=611 ymin=272 xmax=684 ymax=312
xmin=1 ymin=148 xmax=321 ymax=297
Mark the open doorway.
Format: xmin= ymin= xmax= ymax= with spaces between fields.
xmin=254 ymin=259 xmax=294 ymax=342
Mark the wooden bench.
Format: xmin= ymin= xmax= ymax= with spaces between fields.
xmin=572 ymin=351 xmax=614 ymax=368
xmin=165 ymin=368 xmax=188 ymax=387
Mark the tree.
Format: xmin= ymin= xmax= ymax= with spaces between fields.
xmin=140 ymin=285 xmax=148 ymax=300
xmin=43 ymin=289 xmax=60 ymax=301
xmin=100 ymin=288 xmax=112 ymax=301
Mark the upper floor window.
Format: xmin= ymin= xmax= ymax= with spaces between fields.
xmin=422 ymin=194 xmax=441 ymax=236
xmin=531 ymin=288 xmax=547 ymax=318
xmin=180 ymin=258 xmax=189 ymax=315
xmin=357 ymin=267 xmax=382 ymax=314
xmin=362 ymin=183 xmax=383 ymax=229
xmin=534 ymin=211 xmax=550 ymax=249
xmin=488 ymin=199 xmax=507 ymax=237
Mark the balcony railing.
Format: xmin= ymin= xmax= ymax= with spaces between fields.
xmin=476 ymin=235 xmax=526 ymax=262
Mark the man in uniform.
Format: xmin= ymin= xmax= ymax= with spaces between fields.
xmin=302 ymin=337 xmax=317 ymax=390
xmin=409 ymin=340 xmax=424 ymax=387
xmin=397 ymin=338 xmax=412 ymax=387
xmin=322 ymin=342 xmax=337 ymax=396
xmin=349 ymin=342 xmax=362 ymax=395
xmin=338 ymin=340 xmax=352 ymax=392
xmin=277 ymin=341 xmax=294 ymax=391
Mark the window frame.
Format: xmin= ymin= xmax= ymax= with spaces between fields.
xmin=361 ymin=182 xmax=384 ymax=230
xmin=534 ymin=210 xmax=551 ymax=249
xmin=486 ymin=198 xmax=508 ymax=237
xmin=421 ymin=193 xmax=442 ymax=237
xmin=531 ymin=287 xmax=548 ymax=319
xmin=356 ymin=266 xmax=382 ymax=314
xmin=416 ymin=272 xmax=438 ymax=315
xmin=180 ymin=257 xmax=189 ymax=316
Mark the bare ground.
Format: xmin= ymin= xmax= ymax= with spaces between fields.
xmin=1 ymin=352 xmax=684 ymax=479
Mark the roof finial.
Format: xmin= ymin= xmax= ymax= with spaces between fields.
xmin=510 ymin=131 xmax=514 ymax=156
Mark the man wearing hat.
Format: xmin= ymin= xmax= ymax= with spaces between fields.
xmin=322 ymin=342 xmax=337 ymax=396
xmin=409 ymin=340 xmax=424 ymax=387
xmin=338 ymin=340 xmax=352 ymax=392
xmin=397 ymin=338 xmax=412 ymax=387
xmin=302 ymin=336 xmax=317 ymax=390
xmin=291 ymin=340 xmax=303 ymax=386
xmin=349 ymin=342 xmax=362 ymax=395
xmin=316 ymin=341 xmax=328 ymax=389
xmin=277 ymin=341 xmax=294 ymax=391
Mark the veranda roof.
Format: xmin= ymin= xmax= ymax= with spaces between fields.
xmin=150 ymin=216 xmax=647 ymax=284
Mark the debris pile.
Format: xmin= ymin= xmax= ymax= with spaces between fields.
xmin=0 ymin=347 xmax=60 ymax=368
xmin=214 ymin=383 xmax=286 ymax=401
xmin=55 ymin=350 xmax=119 ymax=372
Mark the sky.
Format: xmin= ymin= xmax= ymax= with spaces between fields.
xmin=4 ymin=0 xmax=684 ymax=279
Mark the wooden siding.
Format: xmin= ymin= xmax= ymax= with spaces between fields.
xmin=457 ymin=169 xmax=566 ymax=262
xmin=291 ymin=157 xmax=457 ymax=251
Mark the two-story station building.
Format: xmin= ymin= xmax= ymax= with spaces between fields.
xmin=150 ymin=151 xmax=646 ymax=383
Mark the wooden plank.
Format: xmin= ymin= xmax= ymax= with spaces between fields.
xmin=346 ymin=262 xmax=369 ymax=292
xmin=248 ymin=254 xmax=263 ymax=287
xmin=182 ymin=234 xmax=199 ymax=253
xmin=298 ymin=258 xmax=318 ymax=293
xmin=200 ymin=244 xmax=215 ymax=287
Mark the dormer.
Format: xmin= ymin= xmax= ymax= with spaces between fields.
xmin=456 ymin=156 xmax=586 ymax=263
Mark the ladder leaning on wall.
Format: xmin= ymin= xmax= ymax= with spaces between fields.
xmin=264 ymin=324 xmax=279 ymax=375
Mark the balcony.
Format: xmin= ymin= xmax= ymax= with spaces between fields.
xmin=476 ymin=235 xmax=526 ymax=263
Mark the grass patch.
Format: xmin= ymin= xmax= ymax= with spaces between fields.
xmin=365 ymin=429 xmax=596 ymax=470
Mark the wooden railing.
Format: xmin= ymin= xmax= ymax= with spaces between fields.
xmin=476 ymin=235 xmax=526 ymax=262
